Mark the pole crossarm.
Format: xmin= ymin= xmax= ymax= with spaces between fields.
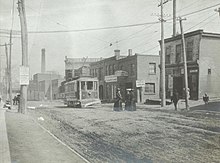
xmin=158 ymin=0 xmax=171 ymax=7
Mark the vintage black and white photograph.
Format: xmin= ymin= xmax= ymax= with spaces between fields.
xmin=1 ymin=0 xmax=220 ymax=162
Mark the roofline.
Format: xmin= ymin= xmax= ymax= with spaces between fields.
xmin=135 ymin=53 xmax=160 ymax=57
xmin=160 ymin=29 xmax=220 ymax=43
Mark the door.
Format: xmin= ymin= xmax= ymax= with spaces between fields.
xmin=173 ymin=76 xmax=183 ymax=98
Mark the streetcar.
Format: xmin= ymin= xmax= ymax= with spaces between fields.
xmin=64 ymin=77 xmax=101 ymax=107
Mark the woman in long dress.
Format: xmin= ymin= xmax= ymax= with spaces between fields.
xmin=113 ymin=88 xmax=122 ymax=111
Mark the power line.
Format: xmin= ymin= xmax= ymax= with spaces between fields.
xmin=1 ymin=2 xmax=220 ymax=35
xmin=185 ymin=13 xmax=217 ymax=32
xmin=27 ymin=21 xmax=160 ymax=34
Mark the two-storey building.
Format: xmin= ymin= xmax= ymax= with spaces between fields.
xmin=164 ymin=30 xmax=220 ymax=100
xmin=90 ymin=50 xmax=160 ymax=103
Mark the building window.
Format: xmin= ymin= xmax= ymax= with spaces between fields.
xmin=208 ymin=68 xmax=211 ymax=75
xmin=109 ymin=65 xmax=111 ymax=75
xmin=176 ymin=44 xmax=182 ymax=63
xmin=186 ymin=41 xmax=193 ymax=61
xmin=165 ymin=46 xmax=171 ymax=64
xmin=131 ymin=64 xmax=135 ymax=76
xmin=113 ymin=64 xmax=116 ymax=74
xmin=106 ymin=65 xmax=108 ymax=75
xmin=149 ymin=63 xmax=156 ymax=74
xmin=120 ymin=65 xmax=123 ymax=70
xmin=95 ymin=69 xmax=97 ymax=77
xmin=145 ymin=83 xmax=155 ymax=94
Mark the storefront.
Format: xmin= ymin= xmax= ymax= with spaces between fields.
xmin=166 ymin=64 xmax=199 ymax=100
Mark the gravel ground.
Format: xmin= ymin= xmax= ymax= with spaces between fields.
xmin=27 ymin=101 xmax=220 ymax=163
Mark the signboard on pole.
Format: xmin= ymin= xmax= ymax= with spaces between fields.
xmin=136 ymin=80 xmax=145 ymax=87
xmin=20 ymin=66 xmax=29 ymax=85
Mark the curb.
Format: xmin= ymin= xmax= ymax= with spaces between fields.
xmin=0 ymin=109 xmax=11 ymax=163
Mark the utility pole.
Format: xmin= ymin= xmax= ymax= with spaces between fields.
xmin=173 ymin=0 xmax=176 ymax=37
xmin=0 ymin=43 xmax=11 ymax=100
xmin=178 ymin=17 xmax=189 ymax=110
xmin=158 ymin=0 xmax=170 ymax=107
xmin=9 ymin=31 xmax=13 ymax=106
xmin=5 ymin=44 xmax=9 ymax=100
xmin=18 ymin=0 xmax=28 ymax=114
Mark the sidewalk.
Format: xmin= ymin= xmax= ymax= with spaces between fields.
xmin=0 ymin=108 xmax=11 ymax=163
xmin=4 ymin=106 xmax=88 ymax=163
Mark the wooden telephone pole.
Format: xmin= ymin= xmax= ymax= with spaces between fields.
xmin=0 ymin=43 xmax=11 ymax=100
xmin=18 ymin=0 xmax=28 ymax=114
xmin=158 ymin=0 xmax=170 ymax=107
xmin=178 ymin=17 xmax=189 ymax=110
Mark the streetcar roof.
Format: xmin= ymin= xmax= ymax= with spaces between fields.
xmin=64 ymin=77 xmax=98 ymax=85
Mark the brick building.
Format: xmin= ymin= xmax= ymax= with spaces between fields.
xmin=28 ymin=72 xmax=63 ymax=100
xmin=90 ymin=50 xmax=160 ymax=103
xmin=64 ymin=56 xmax=101 ymax=81
xmin=164 ymin=30 xmax=220 ymax=100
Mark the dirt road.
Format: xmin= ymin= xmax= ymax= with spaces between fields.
xmin=28 ymin=101 xmax=220 ymax=163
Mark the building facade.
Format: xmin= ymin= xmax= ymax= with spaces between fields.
xmin=28 ymin=72 xmax=63 ymax=100
xmin=90 ymin=50 xmax=160 ymax=103
xmin=164 ymin=30 xmax=220 ymax=100
xmin=64 ymin=56 xmax=101 ymax=81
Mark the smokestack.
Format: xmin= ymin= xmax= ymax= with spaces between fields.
xmin=41 ymin=48 xmax=46 ymax=73
xmin=114 ymin=49 xmax=120 ymax=60
xmin=128 ymin=49 xmax=132 ymax=56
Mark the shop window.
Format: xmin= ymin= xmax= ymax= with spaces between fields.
xmin=145 ymin=83 xmax=155 ymax=94
xmin=149 ymin=63 xmax=156 ymax=74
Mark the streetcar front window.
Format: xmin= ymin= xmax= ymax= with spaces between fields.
xmin=87 ymin=81 xmax=93 ymax=90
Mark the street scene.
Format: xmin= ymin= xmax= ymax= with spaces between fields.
xmin=1 ymin=0 xmax=220 ymax=163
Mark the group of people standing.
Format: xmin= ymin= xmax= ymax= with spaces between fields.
xmin=13 ymin=95 xmax=20 ymax=105
xmin=113 ymin=88 xmax=136 ymax=111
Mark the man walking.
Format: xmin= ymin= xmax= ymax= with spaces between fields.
xmin=171 ymin=89 xmax=179 ymax=111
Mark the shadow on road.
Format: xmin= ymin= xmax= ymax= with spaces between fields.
xmin=190 ymin=101 xmax=220 ymax=112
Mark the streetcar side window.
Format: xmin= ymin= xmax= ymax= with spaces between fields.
xmin=81 ymin=81 xmax=86 ymax=90
xmin=87 ymin=81 xmax=93 ymax=90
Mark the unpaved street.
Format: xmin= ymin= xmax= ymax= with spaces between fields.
xmin=28 ymin=101 xmax=220 ymax=163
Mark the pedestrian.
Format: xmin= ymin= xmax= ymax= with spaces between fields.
xmin=203 ymin=93 xmax=209 ymax=104
xmin=13 ymin=96 xmax=16 ymax=105
xmin=113 ymin=88 xmax=123 ymax=111
xmin=171 ymin=89 xmax=179 ymax=111
xmin=130 ymin=89 xmax=136 ymax=111
xmin=125 ymin=89 xmax=131 ymax=111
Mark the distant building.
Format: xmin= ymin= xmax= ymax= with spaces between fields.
xmin=90 ymin=50 xmax=160 ymax=103
xmin=64 ymin=56 xmax=101 ymax=81
xmin=164 ymin=29 xmax=220 ymax=100
xmin=28 ymin=72 xmax=63 ymax=101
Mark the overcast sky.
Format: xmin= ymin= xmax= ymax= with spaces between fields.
xmin=1 ymin=0 xmax=220 ymax=77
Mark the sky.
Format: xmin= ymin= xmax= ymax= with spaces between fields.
xmin=1 ymin=0 xmax=220 ymax=79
